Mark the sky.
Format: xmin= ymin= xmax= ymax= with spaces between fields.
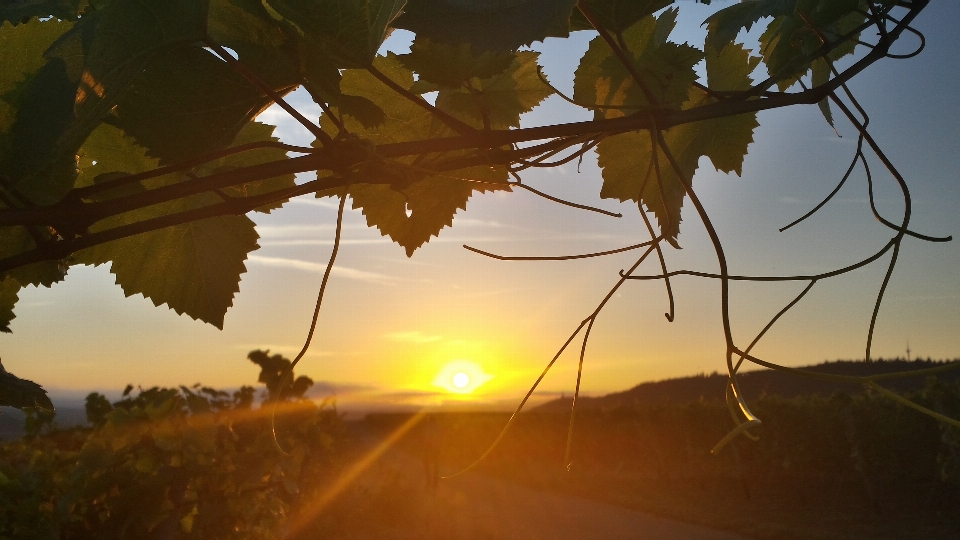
xmin=2 ymin=1 xmax=959 ymax=412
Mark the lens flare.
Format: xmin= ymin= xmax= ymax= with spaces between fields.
xmin=452 ymin=372 xmax=470 ymax=389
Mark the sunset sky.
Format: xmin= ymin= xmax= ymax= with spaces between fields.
xmin=3 ymin=2 xmax=959 ymax=412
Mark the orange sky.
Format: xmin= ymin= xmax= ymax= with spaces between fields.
xmin=3 ymin=3 xmax=959 ymax=411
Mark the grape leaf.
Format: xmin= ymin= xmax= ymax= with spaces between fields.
xmin=756 ymin=0 xmax=865 ymax=91
xmin=102 ymin=207 xmax=259 ymax=328
xmin=574 ymin=10 xmax=702 ymax=114
xmin=398 ymin=38 xmax=515 ymax=90
xmin=811 ymin=58 xmax=833 ymax=127
xmin=0 ymin=225 xmax=67 ymax=287
xmin=0 ymin=18 xmax=74 ymax=134
xmin=75 ymin=124 xmax=260 ymax=328
xmin=596 ymin=43 xmax=759 ymax=245
xmin=435 ymin=51 xmax=554 ymax=129
xmin=108 ymin=46 xmax=281 ymax=165
xmin=322 ymin=54 xmax=509 ymax=255
xmin=394 ymin=0 xmax=579 ymax=51
xmin=263 ymin=0 xmax=404 ymax=68
xmin=0 ymin=276 xmax=20 ymax=332
xmin=0 ymin=359 xmax=54 ymax=411
xmin=3 ymin=0 xmax=208 ymax=207
xmin=195 ymin=121 xmax=296 ymax=213
xmin=570 ymin=0 xmax=673 ymax=33
xmin=703 ymin=0 xmax=792 ymax=52
xmin=0 ymin=18 xmax=78 ymax=205
xmin=76 ymin=121 xmax=158 ymax=190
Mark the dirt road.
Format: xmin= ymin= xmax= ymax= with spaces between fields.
xmin=329 ymin=422 xmax=750 ymax=540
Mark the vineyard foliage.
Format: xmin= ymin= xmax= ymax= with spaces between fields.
xmin=0 ymin=350 xmax=343 ymax=539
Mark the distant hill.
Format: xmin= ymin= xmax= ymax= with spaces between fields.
xmin=537 ymin=358 xmax=960 ymax=412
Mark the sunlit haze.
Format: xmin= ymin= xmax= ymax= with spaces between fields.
xmin=3 ymin=3 xmax=959 ymax=413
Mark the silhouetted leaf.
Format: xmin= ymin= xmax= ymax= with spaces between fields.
xmin=394 ymin=0 xmax=579 ymax=51
xmin=264 ymin=0 xmax=404 ymax=68
xmin=570 ymin=0 xmax=673 ymax=33
xmin=0 ymin=276 xmax=20 ymax=332
xmin=399 ymin=38 xmax=515 ymax=89
xmin=0 ymin=359 xmax=53 ymax=411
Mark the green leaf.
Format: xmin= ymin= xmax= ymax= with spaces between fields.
xmin=574 ymin=10 xmax=702 ymax=114
xmin=0 ymin=18 xmax=74 ymax=133
xmin=0 ymin=276 xmax=20 ymax=333
xmin=350 ymin=166 xmax=505 ymax=257
xmin=811 ymin=58 xmax=833 ymax=127
xmin=703 ymin=0 xmax=792 ymax=52
xmin=75 ymin=124 xmax=259 ymax=328
xmin=570 ymin=0 xmax=673 ymax=33
xmin=207 ymin=0 xmax=303 ymax=90
xmin=394 ymin=0 xmax=579 ymax=51
xmin=264 ymin=0 xmax=404 ymax=68
xmin=0 ymin=225 xmax=66 ymax=287
xmin=597 ymin=43 xmax=759 ymax=245
xmin=435 ymin=51 xmax=554 ymax=129
xmin=322 ymin=54 xmax=509 ymax=255
xmin=0 ymin=18 xmax=77 ymax=205
xmin=109 ymin=209 xmax=259 ymax=328
xmin=195 ymin=121 xmax=296 ymax=213
xmin=0 ymin=360 xmax=53 ymax=411
xmin=398 ymin=37 xmax=515 ymax=89
xmin=76 ymin=122 xmax=158 ymax=190
xmin=109 ymin=46 xmax=280 ymax=165
xmin=755 ymin=0 xmax=865 ymax=91
xmin=3 ymin=0 xmax=208 ymax=206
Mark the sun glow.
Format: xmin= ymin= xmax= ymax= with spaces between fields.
xmin=433 ymin=360 xmax=492 ymax=395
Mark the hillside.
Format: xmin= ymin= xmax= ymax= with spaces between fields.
xmin=538 ymin=358 xmax=960 ymax=412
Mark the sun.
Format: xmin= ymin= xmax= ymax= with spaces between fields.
xmin=433 ymin=360 xmax=492 ymax=395
xmin=452 ymin=372 xmax=470 ymax=389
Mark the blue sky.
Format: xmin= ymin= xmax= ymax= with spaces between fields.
xmin=3 ymin=1 xmax=958 ymax=411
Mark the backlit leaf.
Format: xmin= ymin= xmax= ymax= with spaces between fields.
xmin=323 ymin=54 xmax=509 ymax=255
xmin=75 ymin=124 xmax=259 ymax=328
xmin=109 ymin=46 xmax=279 ymax=165
xmin=196 ymin=121 xmax=296 ymax=213
xmin=435 ymin=51 xmax=554 ymax=129
xmin=574 ymin=10 xmax=701 ymax=115
xmin=596 ymin=43 xmax=759 ymax=245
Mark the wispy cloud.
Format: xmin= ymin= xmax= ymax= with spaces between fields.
xmin=383 ymin=330 xmax=442 ymax=344
xmin=247 ymin=255 xmax=395 ymax=284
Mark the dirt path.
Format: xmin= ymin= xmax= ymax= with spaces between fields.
xmin=337 ymin=423 xmax=750 ymax=540
xmin=410 ymin=470 xmax=751 ymax=540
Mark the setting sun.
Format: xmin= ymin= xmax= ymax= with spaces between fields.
xmin=433 ymin=360 xmax=493 ymax=395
